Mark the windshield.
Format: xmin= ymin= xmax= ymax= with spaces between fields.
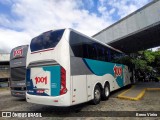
xmin=30 ymin=29 xmax=65 ymax=52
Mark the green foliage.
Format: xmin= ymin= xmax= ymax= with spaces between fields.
xmin=153 ymin=51 xmax=160 ymax=66
xmin=154 ymin=51 xmax=160 ymax=57
xmin=133 ymin=50 xmax=160 ymax=73
xmin=144 ymin=50 xmax=155 ymax=63
xmin=138 ymin=51 xmax=144 ymax=55
xmin=146 ymin=66 xmax=153 ymax=72
xmin=156 ymin=67 xmax=160 ymax=74
xmin=132 ymin=59 xmax=147 ymax=70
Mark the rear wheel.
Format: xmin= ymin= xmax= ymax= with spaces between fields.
xmin=91 ymin=85 xmax=101 ymax=105
xmin=101 ymin=83 xmax=110 ymax=100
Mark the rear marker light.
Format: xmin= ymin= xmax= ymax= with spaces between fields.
xmin=53 ymin=100 xmax=58 ymax=102
xmin=60 ymin=67 xmax=67 ymax=95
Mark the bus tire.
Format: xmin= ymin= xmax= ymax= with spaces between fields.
xmin=101 ymin=83 xmax=110 ymax=100
xmin=91 ymin=85 xmax=101 ymax=105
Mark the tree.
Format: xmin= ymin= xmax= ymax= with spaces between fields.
xmin=144 ymin=50 xmax=155 ymax=63
xmin=153 ymin=51 xmax=160 ymax=75
xmin=132 ymin=50 xmax=160 ymax=73
xmin=132 ymin=59 xmax=147 ymax=71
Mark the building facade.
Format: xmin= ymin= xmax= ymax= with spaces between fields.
xmin=0 ymin=54 xmax=10 ymax=87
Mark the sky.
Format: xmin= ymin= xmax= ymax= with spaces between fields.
xmin=0 ymin=0 xmax=152 ymax=53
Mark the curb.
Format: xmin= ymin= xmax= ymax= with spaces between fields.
xmin=117 ymin=86 xmax=160 ymax=101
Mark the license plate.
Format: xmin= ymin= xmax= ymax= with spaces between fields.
xmin=36 ymin=90 xmax=44 ymax=93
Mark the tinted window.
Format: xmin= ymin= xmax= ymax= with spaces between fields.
xmin=110 ymin=49 xmax=123 ymax=62
xmin=11 ymin=67 xmax=26 ymax=81
xmin=69 ymin=31 xmax=126 ymax=63
xmin=70 ymin=31 xmax=96 ymax=59
xmin=30 ymin=29 xmax=65 ymax=52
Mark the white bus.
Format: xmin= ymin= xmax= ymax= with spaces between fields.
xmin=26 ymin=28 xmax=133 ymax=106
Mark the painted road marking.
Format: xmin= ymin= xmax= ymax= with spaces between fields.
xmin=117 ymin=86 xmax=160 ymax=101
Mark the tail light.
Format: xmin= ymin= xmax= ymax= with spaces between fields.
xmin=60 ymin=67 xmax=67 ymax=95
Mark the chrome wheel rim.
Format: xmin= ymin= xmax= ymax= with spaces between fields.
xmin=95 ymin=89 xmax=100 ymax=101
xmin=105 ymin=87 xmax=109 ymax=97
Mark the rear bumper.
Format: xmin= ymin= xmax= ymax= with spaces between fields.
xmin=26 ymin=93 xmax=70 ymax=106
xmin=11 ymin=90 xmax=26 ymax=98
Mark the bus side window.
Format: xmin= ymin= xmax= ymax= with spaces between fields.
xmin=98 ymin=44 xmax=104 ymax=61
xmin=93 ymin=45 xmax=98 ymax=60
xmin=82 ymin=44 xmax=88 ymax=58
xmin=110 ymin=50 xmax=117 ymax=63
xmin=86 ymin=44 xmax=90 ymax=59
xmin=107 ymin=48 xmax=111 ymax=62
xmin=101 ymin=47 xmax=105 ymax=61
xmin=104 ymin=48 xmax=109 ymax=62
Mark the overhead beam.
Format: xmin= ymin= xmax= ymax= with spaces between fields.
xmin=93 ymin=0 xmax=160 ymax=53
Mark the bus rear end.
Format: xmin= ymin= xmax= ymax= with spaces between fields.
xmin=26 ymin=29 xmax=71 ymax=106
xmin=10 ymin=45 xmax=28 ymax=98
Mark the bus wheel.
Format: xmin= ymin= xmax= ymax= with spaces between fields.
xmin=102 ymin=83 xmax=110 ymax=100
xmin=92 ymin=85 xmax=101 ymax=105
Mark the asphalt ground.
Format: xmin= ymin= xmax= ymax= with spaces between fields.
xmin=0 ymin=84 xmax=160 ymax=120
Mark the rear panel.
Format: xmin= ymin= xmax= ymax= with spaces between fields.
xmin=26 ymin=29 xmax=71 ymax=106
xmin=27 ymin=65 xmax=61 ymax=96
xmin=10 ymin=45 xmax=28 ymax=97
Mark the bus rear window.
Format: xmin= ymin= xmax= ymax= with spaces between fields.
xmin=30 ymin=29 xmax=65 ymax=52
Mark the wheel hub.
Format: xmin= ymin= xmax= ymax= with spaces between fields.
xmin=105 ymin=87 xmax=109 ymax=97
xmin=95 ymin=89 xmax=100 ymax=100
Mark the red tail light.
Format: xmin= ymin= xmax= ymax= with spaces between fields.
xmin=60 ymin=67 xmax=67 ymax=95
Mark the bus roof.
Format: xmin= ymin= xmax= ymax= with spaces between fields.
xmin=11 ymin=45 xmax=29 ymax=51
xmin=35 ymin=28 xmax=123 ymax=53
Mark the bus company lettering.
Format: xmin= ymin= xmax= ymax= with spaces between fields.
xmin=113 ymin=65 xmax=122 ymax=76
xmin=35 ymin=76 xmax=47 ymax=84
xmin=14 ymin=48 xmax=23 ymax=57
